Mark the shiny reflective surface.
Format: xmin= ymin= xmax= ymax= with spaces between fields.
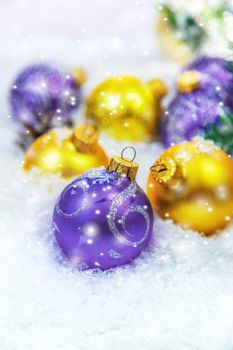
xmin=85 ymin=75 xmax=166 ymax=141
xmin=161 ymin=57 xmax=233 ymax=151
xmin=23 ymin=127 xmax=108 ymax=179
xmin=147 ymin=141 xmax=233 ymax=235
xmin=53 ymin=168 xmax=154 ymax=270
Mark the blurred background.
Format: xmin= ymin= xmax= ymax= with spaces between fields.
xmin=1 ymin=0 xmax=232 ymax=121
xmin=1 ymin=1 xmax=233 ymax=349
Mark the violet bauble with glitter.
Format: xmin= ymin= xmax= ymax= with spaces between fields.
xmin=52 ymin=151 xmax=153 ymax=270
xmin=10 ymin=63 xmax=85 ymax=147
xmin=161 ymin=56 xmax=233 ymax=150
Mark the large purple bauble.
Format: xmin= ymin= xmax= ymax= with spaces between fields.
xmin=52 ymin=168 xmax=154 ymax=270
xmin=10 ymin=63 xmax=82 ymax=134
xmin=161 ymin=56 xmax=233 ymax=147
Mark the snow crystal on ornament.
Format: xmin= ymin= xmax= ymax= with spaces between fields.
xmin=108 ymin=249 xmax=122 ymax=259
xmin=108 ymin=181 xmax=150 ymax=247
xmin=56 ymin=179 xmax=88 ymax=218
xmin=84 ymin=168 xmax=116 ymax=184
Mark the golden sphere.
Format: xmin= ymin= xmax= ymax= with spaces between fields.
xmin=85 ymin=76 xmax=167 ymax=142
xmin=23 ymin=125 xmax=109 ymax=179
xmin=147 ymin=141 xmax=233 ymax=235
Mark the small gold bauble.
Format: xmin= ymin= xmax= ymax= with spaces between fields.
xmin=147 ymin=141 xmax=233 ymax=235
xmin=85 ymin=75 xmax=167 ymax=142
xmin=23 ymin=124 xmax=108 ymax=179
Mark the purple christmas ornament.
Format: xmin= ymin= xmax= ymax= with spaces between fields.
xmin=10 ymin=63 xmax=84 ymax=147
xmin=52 ymin=162 xmax=153 ymax=270
xmin=161 ymin=56 xmax=233 ymax=148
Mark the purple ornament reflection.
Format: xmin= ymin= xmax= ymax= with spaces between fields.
xmin=52 ymin=168 xmax=153 ymax=270
xmin=161 ymin=56 xmax=233 ymax=147
xmin=10 ymin=64 xmax=82 ymax=135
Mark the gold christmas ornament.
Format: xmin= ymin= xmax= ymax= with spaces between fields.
xmin=147 ymin=141 xmax=233 ymax=235
xmin=85 ymin=75 xmax=167 ymax=142
xmin=23 ymin=124 xmax=109 ymax=179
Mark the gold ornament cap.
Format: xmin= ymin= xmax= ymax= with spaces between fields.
xmin=71 ymin=66 xmax=87 ymax=86
xmin=177 ymin=70 xmax=201 ymax=93
xmin=150 ymin=156 xmax=183 ymax=186
xmin=108 ymin=146 xmax=138 ymax=181
xmin=147 ymin=78 xmax=168 ymax=99
xmin=71 ymin=124 xmax=98 ymax=153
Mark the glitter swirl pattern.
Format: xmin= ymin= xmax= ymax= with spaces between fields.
xmin=56 ymin=179 xmax=88 ymax=218
xmin=53 ymin=168 xmax=153 ymax=270
xmin=108 ymin=181 xmax=150 ymax=247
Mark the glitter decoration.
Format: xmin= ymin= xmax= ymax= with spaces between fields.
xmin=10 ymin=63 xmax=84 ymax=148
xmin=84 ymin=168 xmax=116 ymax=184
xmin=55 ymin=179 xmax=88 ymax=218
xmin=53 ymin=167 xmax=153 ymax=270
xmin=161 ymin=56 xmax=233 ymax=151
xmin=108 ymin=183 xmax=151 ymax=247
xmin=108 ymin=249 xmax=122 ymax=259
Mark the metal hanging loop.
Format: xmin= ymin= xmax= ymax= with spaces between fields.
xmin=121 ymin=146 xmax=136 ymax=163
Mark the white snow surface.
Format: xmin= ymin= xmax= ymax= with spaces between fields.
xmin=1 ymin=1 xmax=233 ymax=349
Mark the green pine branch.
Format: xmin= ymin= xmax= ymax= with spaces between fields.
xmin=204 ymin=111 xmax=233 ymax=155
xmin=161 ymin=4 xmax=206 ymax=51
xmin=225 ymin=59 xmax=233 ymax=73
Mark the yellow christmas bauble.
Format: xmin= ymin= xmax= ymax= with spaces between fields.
xmin=85 ymin=76 xmax=167 ymax=142
xmin=147 ymin=141 xmax=233 ymax=235
xmin=23 ymin=125 xmax=109 ymax=179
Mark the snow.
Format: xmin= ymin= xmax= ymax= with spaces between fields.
xmin=1 ymin=0 xmax=233 ymax=349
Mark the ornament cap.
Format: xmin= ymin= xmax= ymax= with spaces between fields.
xmin=71 ymin=124 xmax=98 ymax=153
xmin=177 ymin=70 xmax=201 ymax=93
xmin=147 ymin=78 xmax=168 ymax=99
xmin=150 ymin=156 xmax=183 ymax=186
xmin=71 ymin=66 xmax=87 ymax=86
xmin=108 ymin=146 xmax=138 ymax=180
